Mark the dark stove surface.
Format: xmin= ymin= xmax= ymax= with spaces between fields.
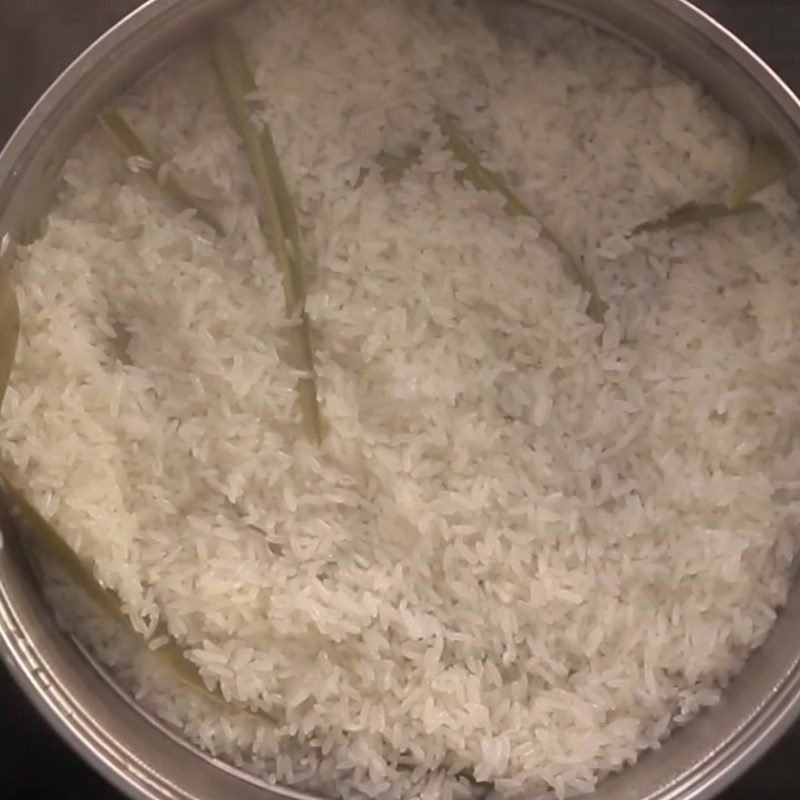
xmin=1 ymin=1 xmax=799 ymax=798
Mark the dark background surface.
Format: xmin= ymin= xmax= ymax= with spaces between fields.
xmin=1 ymin=1 xmax=799 ymax=798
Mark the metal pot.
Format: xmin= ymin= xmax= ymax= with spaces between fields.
xmin=1 ymin=1 xmax=800 ymax=798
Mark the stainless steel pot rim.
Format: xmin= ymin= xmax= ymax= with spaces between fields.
xmin=2 ymin=2 xmax=800 ymax=800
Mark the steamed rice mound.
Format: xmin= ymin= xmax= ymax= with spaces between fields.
xmin=2 ymin=0 xmax=800 ymax=798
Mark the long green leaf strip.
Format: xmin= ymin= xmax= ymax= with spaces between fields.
xmin=211 ymin=25 xmax=323 ymax=445
xmin=436 ymin=111 xmax=607 ymax=322
xmin=729 ymin=135 xmax=795 ymax=207
xmin=0 ymin=478 xmax=217 ymax=695
xmin=0 ymin=267 xmax=20 ymax=409
xmin=633 ymin=201 xmax=763 ymax=235
xmin=98 ymin=107 xmax=225 ymax=236
xmin=0 ymin=264 xmax=233 ymax=707
xmin=636 ymin=135 xmax=795 ymax=234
